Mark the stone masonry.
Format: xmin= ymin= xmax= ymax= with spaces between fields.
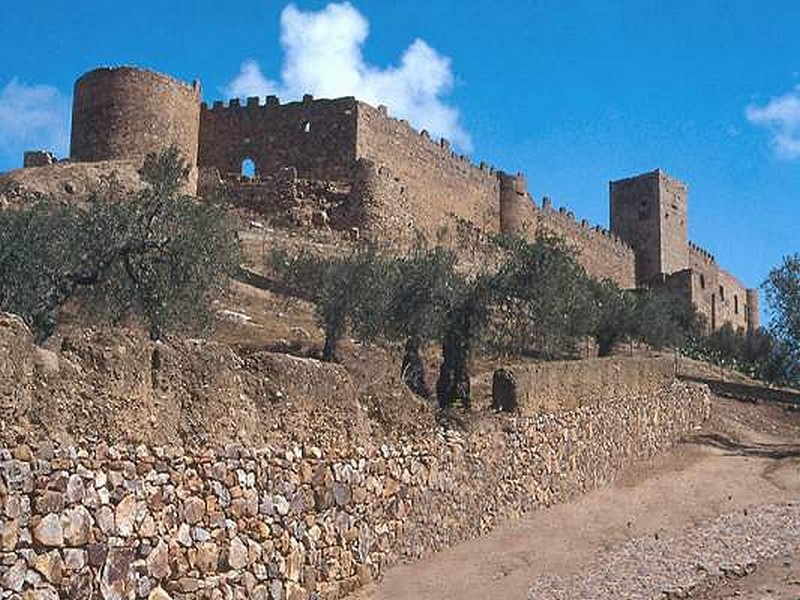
xmin=0 ymin=357 xmax=709 ymax=600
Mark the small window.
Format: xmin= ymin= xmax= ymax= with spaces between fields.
xmin=699 ymin=274 xmax=706 ymax=289
xmin=241 ymin=157 xmax=256 ymax=179
xmin=734 ymin=295 xmax=739 ymax=314
xmin=719 ymin=285 xmax=725 ymax=301
xmin=302 ymin=121 xmax=311 ymax=133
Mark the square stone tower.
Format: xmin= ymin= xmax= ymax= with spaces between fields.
xmin=609 ymin=169 xmax=689 ymax=285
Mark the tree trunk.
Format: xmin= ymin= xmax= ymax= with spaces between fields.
xmin=436 ymin=331 xmax=471 ymax=410
xmin=402 ymin=335 xmax=430 ymax=399
xmin=322 ymin=327 xmax=338 ymax=362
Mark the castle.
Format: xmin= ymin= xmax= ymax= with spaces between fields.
xmin=21 ymin=66 xmax=759 ymax=333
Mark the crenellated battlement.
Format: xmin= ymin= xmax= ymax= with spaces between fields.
xmin=538 ymin=195 xmax=633 ymax=253
xmin=356 ymin=100 xmax=499 ymax=183
xmin=689 ymin=240 xmax=716 ymax=264
xmin=200 ymin=94 xmax=354 ymax=112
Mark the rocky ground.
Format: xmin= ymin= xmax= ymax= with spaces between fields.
xmin=526 ymin=502 xmax=800 ymax=599
xmin=350 ymin=394 xmax=800 ymax=600
xmin=694 ymin=553 xmax=800 ymax=599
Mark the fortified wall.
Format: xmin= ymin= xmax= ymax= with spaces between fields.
xmin=17 ymin=65 xmax=758 ymax=331
xmin=198 ymin=96 xmax=358 ymax=183
xmin=354 ymin=102 xmax=501 ymax=235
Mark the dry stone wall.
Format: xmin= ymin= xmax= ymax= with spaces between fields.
xmin=0 ymin=319 xmax=711 ymax=600
xmin=0 ymin=383 xmax=709 ymax=600
xmin=492 ymin=356 xmax=676 ymax=414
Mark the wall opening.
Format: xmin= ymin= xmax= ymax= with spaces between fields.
xmin=699 ymin=274 xmax=706 ymax=289
xmin=734 ymin=295 xmax=739 ymax=314
xmin=303 ymin=121 xmax=311 ymax=134
xmin=241 ymin=157 xmax=256 ymax=179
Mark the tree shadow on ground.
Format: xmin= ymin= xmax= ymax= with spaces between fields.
xmin=692 ymin=433 xmax=800 ymax=459
xmin=680 ymin=375 xmax=800 ymax=407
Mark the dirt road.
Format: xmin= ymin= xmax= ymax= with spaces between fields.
xmin=350 ymin=396 xmax=800 ymax=600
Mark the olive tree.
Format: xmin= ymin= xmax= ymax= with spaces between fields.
xmin=490 ymin=233 xmax=596 ymax=358
xmin=0 ymin=147 xmax=240 ymax=341
xmin=270 ymin=243 xmax=391 ymax=362
xmin=763 ymin=254 xmax=800 ymax=384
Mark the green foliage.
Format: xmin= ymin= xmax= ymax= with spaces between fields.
xmin=0 ymin=202 xmax=85 ymax=338
xmin=764 ymin=254 xmax=800 ymax=385
xmin=490 ymin=233 xmax=597 ymax=358
xmin=681 ymin=324 xmax=790 ymax=382
xmin=381 ymin=244 xmax=459 ymax=399
xmin=764 ymin=254 xmax=800 ymax=374
xmin=434 ymin=270 xmax=496 ymax=409
xmin=630 ymin=288 xmax=704 ymax=350
xmin=270 ymin=242 xmax=391 ymax=361
xmin=590 ymin=280 xmax=637 ymax=356
xmin=0 ymin=147 xmax=240 ymax=341
xmin=270 ymin=230 xmax=722 ymax=409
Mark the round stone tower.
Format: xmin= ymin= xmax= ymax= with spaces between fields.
xmin=498 ymin=171 xmax=536 ymax=237
xmin=70 ymin=67 xmax=201 ymax=190
xmin=746 ymin=288 xmax=760 ymax=334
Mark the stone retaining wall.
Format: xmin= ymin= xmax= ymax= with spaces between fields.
xmin=0 ymin=379 xmax=709 ymax=599
xmin=492 ymin=356 xmax=677 ymax=414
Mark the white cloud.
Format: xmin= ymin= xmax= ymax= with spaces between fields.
xmin=226 ymin=60 xmax=278 ymax=99
xmin=226 ymin=2 xmax=472 ymax=152
xmin=0 ymin=78 xmax=70 ymax=161
xmin=746 ymin=86 xmax=800 ymax=159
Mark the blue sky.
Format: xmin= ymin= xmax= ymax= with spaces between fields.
xmin=1 ymin=1 xmax=798 ymax=299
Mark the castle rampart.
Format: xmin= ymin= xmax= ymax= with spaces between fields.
xmin=537 ymin=198 xmax=637 ymax=288
xmin=70 ymin=67 xmax=201 ymax=191
xmin=18 ymin=64 xmax=759 ymax=333
xmin=198 ymin=96 xmax=358 ymax=183
xmin=355 ymin=102 xmax=501 ymax=234
xmin=498 ymin=171 xmax=536 ymax=237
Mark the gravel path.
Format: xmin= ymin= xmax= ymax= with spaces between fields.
xmin=527 ymin=502 xmax=800 ymax=600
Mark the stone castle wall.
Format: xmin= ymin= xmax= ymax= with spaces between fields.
xmin=346 ymin=159 xmax=479 ymax=245
xmin=537 ymin=199 xmax=637 ymax=288
xmin=198 ymin=97 xmax=357 ymax=183
xmin=32 ymin=65 xmax=758 ymax=327
xmin=0 ymin=345 xmax=710 ymax=600
xmin=686 ymin=244 xmax=751 ymax=332
xmin=70 ymin=68 xmax=201 ymax=192
xmin=657 ymin=172 xmax=689 ymax=277
xmin=494 ymin=174 xmax=636 ymax=288
xmin=355 ymin=103 xmax=501 ymax=235
xmin=610 ymin=171 xmax=663 ymax=284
